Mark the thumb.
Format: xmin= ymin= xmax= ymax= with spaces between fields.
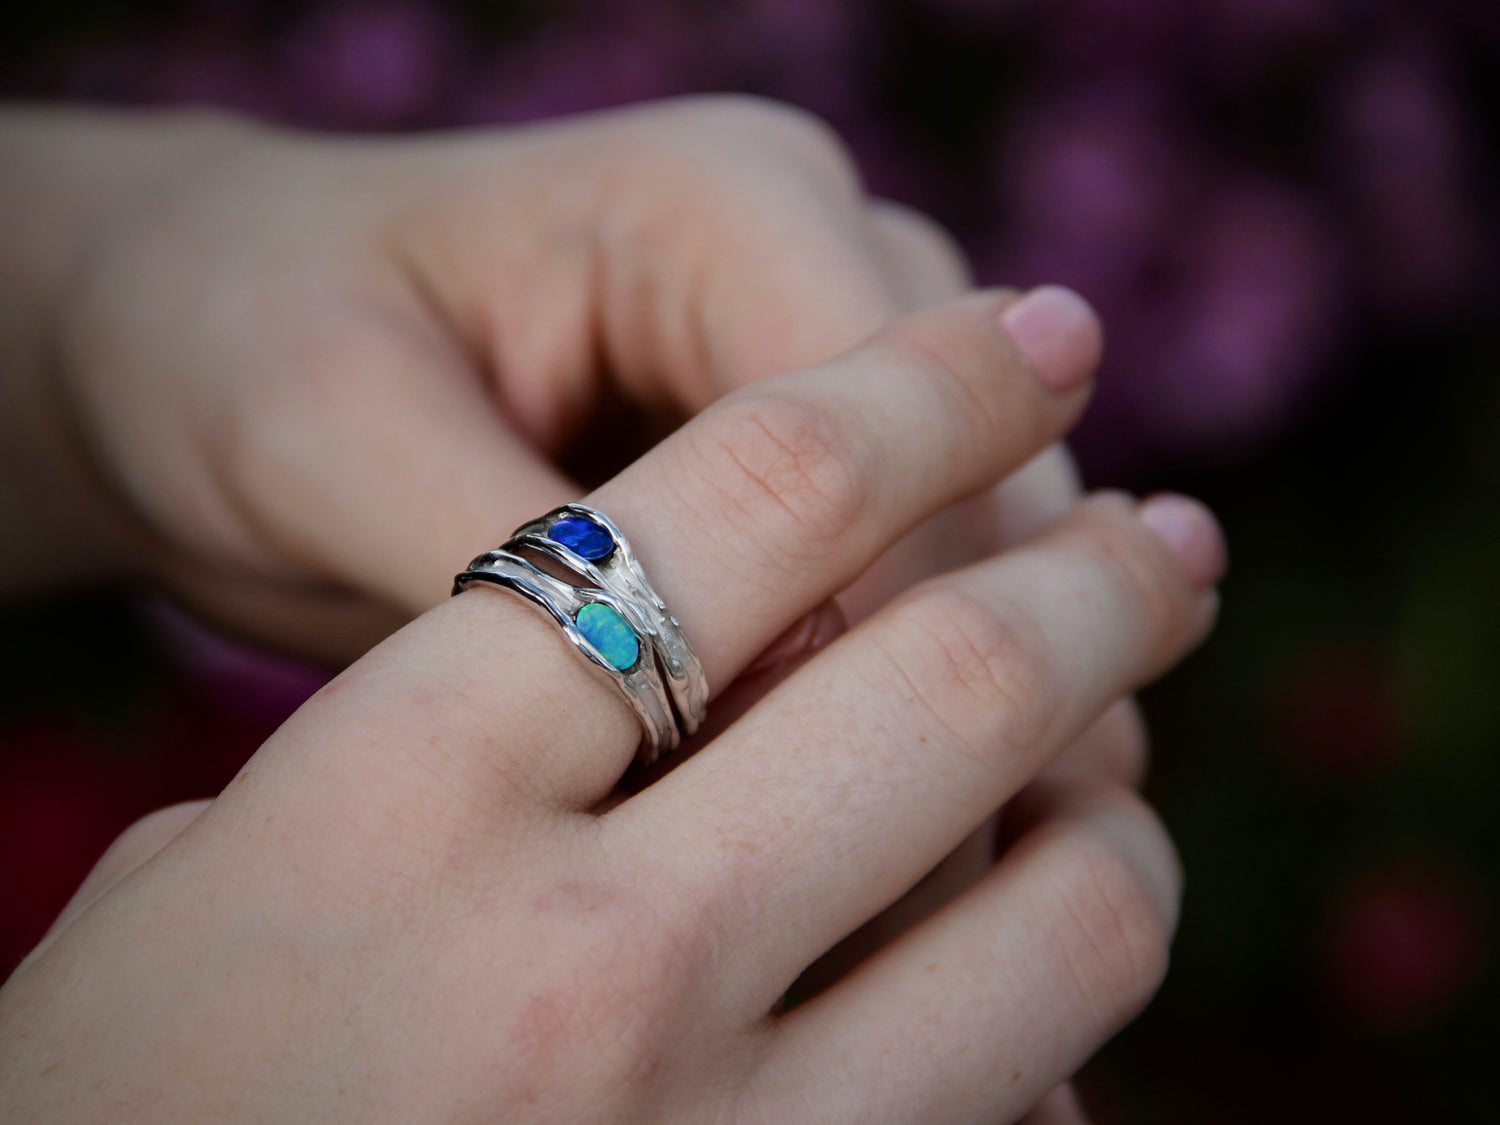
xmin=218 ymin=323 xmax=580 ymax=618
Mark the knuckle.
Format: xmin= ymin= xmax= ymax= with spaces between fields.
xmin=1050 ymin=830 xmax=1173 ymax=1021
xmin=684 ymin=392 xmax=873 ymax=563
xmin=880 ymin=588 xmax=1059 ymax=764
xmin=673 ymin=94 xmax=860 ymax=191
xmin=875 ymin=313 xmax=1011 ymax=437
xmin=871 ymin=200 xmax=973 ymax=288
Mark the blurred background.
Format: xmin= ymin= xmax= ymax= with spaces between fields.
xmin=2 ymin=1 xmax=1497 ymax=1120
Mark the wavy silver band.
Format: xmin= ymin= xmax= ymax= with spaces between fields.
xmin=453 ymin=504 xmax=709 ymax=767
xmin=453 ymin=550 xmax=678 ymax=762
xmin=508 ymin=504 xmax=709 ymax=736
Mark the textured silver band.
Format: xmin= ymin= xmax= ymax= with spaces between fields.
xmin=453 ymin=550 xmax=678 ymax=762
xmin=453 ymin=504 xmax=709 ymax=767
xmin=508 ymin=504 xmax=709 ymax=736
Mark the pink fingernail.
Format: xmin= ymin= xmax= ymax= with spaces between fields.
xmin=1137 ymin=493 xmax=1227 ymax=589
xmin=999 ymin=285 xmax=1103 ymax=394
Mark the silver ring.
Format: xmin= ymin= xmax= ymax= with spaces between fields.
xmin=508 ymin=504 xmax=709 ymax=736
xmin=453 ymin=550 xmax=679 ymax=762
xmin=453 ymin=504 xmax=708 ymax=766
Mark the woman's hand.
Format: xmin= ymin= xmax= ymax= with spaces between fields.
xmin=2 ymin=95 xmax=1094 ymax=662
xmin=0 ymin=295 xmax=1224 ymax=1123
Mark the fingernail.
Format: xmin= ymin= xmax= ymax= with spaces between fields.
xmin=1137 ymin=493 xmax=1227 ymax=590
xmin=999 ymin=285 xmax=1103 ymax=393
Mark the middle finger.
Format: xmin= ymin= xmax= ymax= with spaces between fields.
xmin=607 ymin=494 xmax=1221 ymax=1008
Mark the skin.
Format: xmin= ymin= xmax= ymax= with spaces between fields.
xmin=0 ymin=97 xmax=1227 ymax=1122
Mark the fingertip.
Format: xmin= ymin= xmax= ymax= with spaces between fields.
xmin=1136 ymin=493 xmax=1227 ymax=590
xmin=999 ymin=286 xmax=1104 ymax=395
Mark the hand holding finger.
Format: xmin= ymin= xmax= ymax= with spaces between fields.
xmin=366 ymin=287 xmax=1101 ymax=811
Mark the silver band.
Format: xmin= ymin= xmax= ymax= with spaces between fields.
xmin=508 ymin=505 xmax=709 ymax=736
xmin=453 ymin=504 xmax=708 ymax=767
xmin=453 ymin=550 xmax=679 ymax=762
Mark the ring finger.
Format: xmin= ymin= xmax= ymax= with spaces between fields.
xmin=327 ymin=287 xmax=1103 ymax=814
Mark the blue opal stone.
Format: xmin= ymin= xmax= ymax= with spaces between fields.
xmin=576 ymin=603 xmax=639 ymax=671
xmin=549 ymin=514 xmax=615 ymax=561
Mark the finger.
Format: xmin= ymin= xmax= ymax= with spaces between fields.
xmin=35 ymin=800 xmax=212 ymax=952
xmin=596 ymin=288 xmax=1101 ymax=693
xmin=787 ymin=817 xmax=998 ymax=1004
xmin=838 ymin=443 xmax=1082 ymax=625
xmin=407 ymin=97 xmax=906 ymax=430
xmin=612 ymin=493 xmax=1221 ymax=1001
xmin=669 ymin=598 xmax=849 ymax=749
xmin=220 ymin=309 xmax=577 ymax=616
xmin=269 ymin=285 xmax=1100 ymax=849
xmin=604 ymin=101 xmax=930 ymax=399
xmin=867 ymin=198 xmax=973 ymax=311
xmin=1020 ymin=1084 xmax=1092 ymax=1125
xmin=741 ymin=782 xmax=1178 ymax=1125
xmin=1046 ymin=697 xmax=1148 ymax=788
xmin=609 ymin=599 xmax=849 ymax=806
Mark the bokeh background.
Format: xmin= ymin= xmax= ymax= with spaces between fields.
xmin=2 ymin=1 xmax=1497 ymax=1120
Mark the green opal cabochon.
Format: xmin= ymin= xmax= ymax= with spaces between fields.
xmin=575 ymin=603 xmax=640 ymax=671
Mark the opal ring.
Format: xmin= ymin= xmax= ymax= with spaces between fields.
xmin=453 ymin=504 xmax=708 ymax=766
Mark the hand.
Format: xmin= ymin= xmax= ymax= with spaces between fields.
xmin=3 ymin=95 xmax=1088 ymax=662
xmin=0 ymin=296 xmax=1225 ymax=1123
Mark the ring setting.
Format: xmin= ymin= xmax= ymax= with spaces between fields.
xmin=453 ymin=504 xmax=708 ymax=766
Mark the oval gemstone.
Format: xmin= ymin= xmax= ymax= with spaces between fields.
xmin=549 ymin=514 xmax=615 ymax=561
xmin=576 ymin=603 xmax=640 ymax=671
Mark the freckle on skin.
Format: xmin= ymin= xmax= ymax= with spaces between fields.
xmin=1011 ymin=1070 xmax=1023 ymax=1084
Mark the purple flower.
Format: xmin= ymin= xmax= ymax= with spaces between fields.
xmin=1143 ymin=177 xmax=1346 ymax=456
xmin=988 ymin=79 xmax=1188 ymax=295
xmin=1032 ymin=0 xmax=1186 ymax=71
xmin=453 ymin=3 xmax=707 ymax=126
xmin=280 ymin=0 xmax=462 ymax=128
xmin=150 ymin=32 xmax=284 ymax=119
xmin=1327 ymin=37 xmax=1481 ymax=321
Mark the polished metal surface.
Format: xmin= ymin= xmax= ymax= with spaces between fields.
xmin=453 ymin=504 xmax=709 ymax=767
xmin=508 ymin=504 xmax=709 ymax=736
xmin=453 ymin=549 xmax=678 ymax=763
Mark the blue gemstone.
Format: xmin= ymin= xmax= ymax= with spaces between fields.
xmin=576 ymin=603 xmax=639 ymax=671
xmin=549 ymin=514 xmax=615 ymax=561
